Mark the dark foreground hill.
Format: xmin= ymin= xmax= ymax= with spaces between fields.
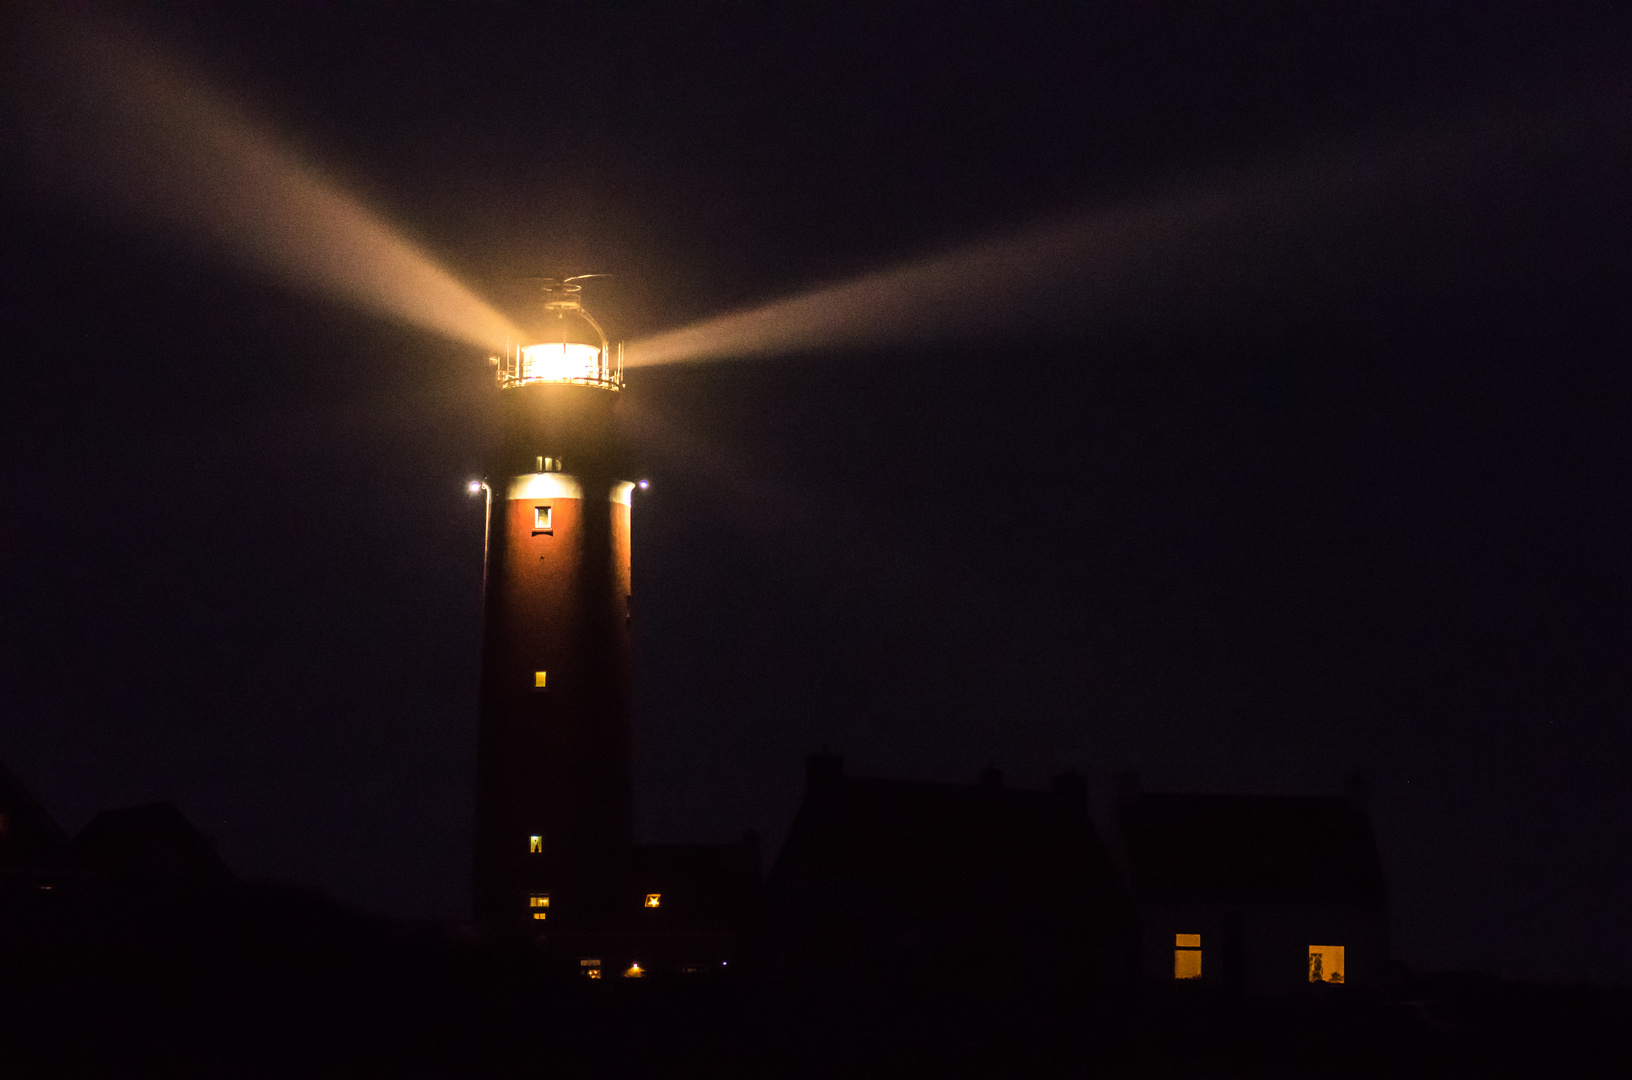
xmin=0 ymin=878 xmax=1626 ymax=1078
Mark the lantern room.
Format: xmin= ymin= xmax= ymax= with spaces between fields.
xmin=490 ymin=276 xmax=623 ymax=390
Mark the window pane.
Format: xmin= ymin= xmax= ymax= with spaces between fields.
xmin=1175 ymin=933 xmax=1201 ymax=948
xmin=1308 ymin=945 xmax=1345 ymax=983
xmin=1175 ymin=949 xmax=1202 ymax=979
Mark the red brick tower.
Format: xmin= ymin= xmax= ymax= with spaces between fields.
xmin=472 ymin=278 xmax=633 ymax=935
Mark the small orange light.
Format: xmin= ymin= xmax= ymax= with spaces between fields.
xmin=644 ymin=893 xmax=661 ymax=908
xmin=624 ymin=963 xmax=644 ymax=978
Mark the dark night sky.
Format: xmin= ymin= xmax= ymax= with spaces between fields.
xmin=2 ymin=3 xmax=1630 ymax=983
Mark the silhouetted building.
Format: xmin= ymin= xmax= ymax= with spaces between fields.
xmin=766 ymin=753 xmax=1130 ymax=986
xmin=1114 ymin=773 xmax=1388 ymax=993
xmin=67 ymin=801 xmax=234 ymax=891
xmin=0 ymin=760 xmax=68 ymax=873
xmin=526 ymin=836 xmax=762 ymax=979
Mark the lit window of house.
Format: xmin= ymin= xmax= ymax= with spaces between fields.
xmin=529 ymin=893 xmax=549 ymax=919
xmin=534 ymin=505 xmax=552 ymax=530
xmin=1175 ymin=933 xmax=1202 ymax=979
xmin=644 ymin=893 xmax=661 ymax=908
xmin=581 ymin=958 xmax=602 ymax=980
xmin=534 ymin=671 xmax=548 ymax=689
xmin=1308 ymin=945 xmax=1345 ymax=983
xmin=529 ymin=835 xmax=543 ymax=853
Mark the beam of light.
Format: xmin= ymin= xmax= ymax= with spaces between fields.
xmin=626 ymin=77 xmax=1631 ymax=369
xmin=13 ymin=14 xmax=519 ymax=350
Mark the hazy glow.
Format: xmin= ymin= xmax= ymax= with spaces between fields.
xmin=519 ymin=342 xmax=606 ymax=383
xmin=626 ymin=89 xmax=1606 ymax=369
xmin=20 ymin=16 xmax=519 ymax=349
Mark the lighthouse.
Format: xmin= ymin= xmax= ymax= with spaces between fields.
xmin=471 ymin=277 xmax=634 ymax=936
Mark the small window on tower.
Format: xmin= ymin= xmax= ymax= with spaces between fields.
xmin=528 ymin=835 xmax=543 ymax=854
xmin=534 ymin=505 xmax=552 ymax=531
xmin=1309 ymin=945 xmax=1345 ymax=983
xmin=529 ymin=893 xmax=549 ymax=910
xmin=1175 ymin=933 xmax=1202 ymax=979
xmin=534 ymin=671 xmax=548 ymax=689
xmin=644 ymin=893 xmax=661 ymax=908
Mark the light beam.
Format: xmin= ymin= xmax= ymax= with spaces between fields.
xmin=14 ymin=14 xmax=519 ymax=350
xmin=626 ymin=78 xmax=1628 ymax=368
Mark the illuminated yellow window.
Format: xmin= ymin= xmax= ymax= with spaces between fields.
xmin=1175 ymin=933 xmax=1202 ymax=979
xmin=585 ymin=968 xmax=602 ymax=979
xmin=1308 ymin=945 xmax=1345 ymax=983
xmin=532 ymin=912 xmax=547 ymax=920
xmin=581 ymin=957 xmax=601 ymax=969
xmin=534 ymin=505 xmax=552 ymax=530
xmin=528 ymin=835 xmax=543 ymax=853
xmin=623 ymin=962 xmax=645 ymax=978
xmin=534 ymin=671 xmax=548 ymax=689
xmin=529 ymin=894 xmax=550 ymax=908
xmin=644 ymin=893 xmax=661 ymax=908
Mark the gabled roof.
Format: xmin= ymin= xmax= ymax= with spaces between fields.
xmin=771 ymin=758 xmax=1120 ymax=923
xmin=1121 ymin=791 xmax=1386 ymax=908
xmin=0 ymin=759 xmax=68 ymax=871
xmin=68 ymin=802 xmax=233 ymax=886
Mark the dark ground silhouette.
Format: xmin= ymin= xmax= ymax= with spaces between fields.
xmin=1 ymin=877 xmax=1626 ymax=1079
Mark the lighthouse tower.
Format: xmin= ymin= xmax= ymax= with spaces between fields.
xmin=472 ymin=278 xmax=633 ymax=936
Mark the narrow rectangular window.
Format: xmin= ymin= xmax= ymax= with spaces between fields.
xmin=1308 ymin=945 xmax=1345 ymax=983
xmin=528 ymin=834 xmax=543 ymax=854
xmin=1175 ymin=933 xmax=1202 ymax=979
xmin=529 ymin=894 xmax=549 ymax=908
xmin=534 ymin=505 xmax=552 ymax=531
xmin=534 ymin=670 xmax=548 ymax=688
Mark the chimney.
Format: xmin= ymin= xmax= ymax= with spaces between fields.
xmin=979 ymin=764 xmax=1003 ymax=789
xmin=1344 ymin=774 xmax=1370 ymax=816
xmin=1051 ymin=771 xmax=1088 ymax=816
xmin=806 ymin=751 xmax=844 ymax=793
xmin=1112 ymin=770 xmax=1140 ymax=809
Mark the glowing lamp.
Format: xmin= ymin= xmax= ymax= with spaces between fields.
xmin=467 ymin=480 xmax=482 ymax=494
xmin=490 ymin=276 xmax=622 ymax=390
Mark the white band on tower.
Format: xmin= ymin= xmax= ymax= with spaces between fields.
xmin=508 ymin=474 xmax=636 ymax=505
